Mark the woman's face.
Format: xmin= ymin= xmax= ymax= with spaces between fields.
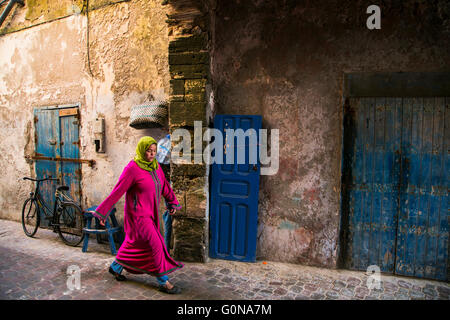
xmin=145 ymin=144 xmax=157 ymax=162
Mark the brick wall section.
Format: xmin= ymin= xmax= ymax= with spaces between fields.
xmin=167 ymin=2 xmax=210 ymax=262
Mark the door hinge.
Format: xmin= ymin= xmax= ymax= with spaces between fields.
xmin=25 ymin=155 xmax=95 ymax=167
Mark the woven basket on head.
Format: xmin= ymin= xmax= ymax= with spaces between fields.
xmin=129 ymin=101 xmax=168 ymax=129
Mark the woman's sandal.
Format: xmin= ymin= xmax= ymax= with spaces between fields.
xmin=158 ymin=284 xmax=181 ymax=294
xmin=109 ymin=267 xmax=127 ymax=281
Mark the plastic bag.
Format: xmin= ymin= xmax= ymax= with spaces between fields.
xmin=156 ymin=134 xmax=171 ymax=164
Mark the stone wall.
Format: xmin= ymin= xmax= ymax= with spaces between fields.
xmin=0 ymin=0 xmax=171 ymax=225
xmin=166 ymin=0 xmax=211 ymax=262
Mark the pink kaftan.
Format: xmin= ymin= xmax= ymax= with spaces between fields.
xmin=92 ymin=160 xmax=183 ymax=276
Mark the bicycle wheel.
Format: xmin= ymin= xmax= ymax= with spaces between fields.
xmin=22 ymin=198 xmax=40 ymax=237
xmin=57 ymin=202 xmax=85 ymax=246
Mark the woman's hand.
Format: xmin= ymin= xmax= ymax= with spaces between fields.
xmin=169 ymin=208 xmax=176 ymax=215
xmin=86 ymin=210 xmax=106 ymax=227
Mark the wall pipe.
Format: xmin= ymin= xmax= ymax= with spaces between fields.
xmin=0 ymin=0 xmax=24 ymax=28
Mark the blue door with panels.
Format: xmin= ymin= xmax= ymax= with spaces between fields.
xmin=341 ymin=97 xmax=449 ymax=281
xmin=34 ymin=106 xmax=81 ymax=226
xmin=209 ymin=115 xmax=262 ymax=262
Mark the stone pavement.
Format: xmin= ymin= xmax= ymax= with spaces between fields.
xmin=0 ymin=219 xmax=448 ymax=300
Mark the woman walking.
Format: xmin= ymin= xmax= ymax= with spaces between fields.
xmin=90 ymin=136 xmax=183 ymax=294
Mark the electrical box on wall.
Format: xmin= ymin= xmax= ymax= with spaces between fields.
xmin=94 ymin=117 xmax=105 ymax=153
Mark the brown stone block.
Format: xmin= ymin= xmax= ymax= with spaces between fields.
xmin=170 ymin=80 xmax=184 ymax=96
xmin=171 ymin=176 xmax=192 ymax=192
xmin=169 ymin=35 xmax=207 ymax=53
xmin=171 ymin=163 xmax=206 ymax=177
xmin=184 ymin=93 xmax=205 ymax=102
xmin=170 ymin=64 xmax=208 ymax=79
xmin=185 ymin=79 xmax=206 ymax=102
xmin=170 ymin=95 xmax=184 ymax=102
xmin=172 ymin=216 xmax=206 ymax=262
xmin=169 ymin=52 xmax=209 ymax=65
xmin=170 ymin=175 xmax=206 ymax=218
xmin=185 ymin=192 xmax=206 ymax=217
xmin=169 ymin=101 xmax=206 ymax=127
xmin=171 ymin=187 xmax=206 ymax=218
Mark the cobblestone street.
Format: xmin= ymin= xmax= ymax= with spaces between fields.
xmin=0 ymin=219 xmax=448 ymax=300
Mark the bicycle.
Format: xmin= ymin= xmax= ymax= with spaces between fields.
xmin=21 ymin=176 xmax=85 ymax=246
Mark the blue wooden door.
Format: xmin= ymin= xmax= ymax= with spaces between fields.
xmin=395 ymin=98 xmax=449 ymax=280
xmin=34 ymin=108 xmax=61 ymax=226
xmin=34 ymin=106 xmax=81 ymax=226
xmin=342 ymin=97 xmax=449 ymax=281
xmin=59 ymin=110 xmax=82 ymax=203
xmin=209 ymin=115 xmax=262 ymax=262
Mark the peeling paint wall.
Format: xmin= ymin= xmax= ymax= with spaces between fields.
xmin=211 ymin=0 xmax=450 ymax=268
xmin=0 ymin=0 xmax=171 ymax=224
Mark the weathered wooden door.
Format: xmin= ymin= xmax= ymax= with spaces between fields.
xmin=34 ymin=106 xmax=81 ymax=226
xmin=341 ymin=97 xmax=449 ymax=281
xmin=209 ymin=115 xmax=262 ymax=262
xmin=395 ymin=98 xmax=449 ymax=280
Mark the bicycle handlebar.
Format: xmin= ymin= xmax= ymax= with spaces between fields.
xmin=23 ymin=176 xmax=59 ymax=182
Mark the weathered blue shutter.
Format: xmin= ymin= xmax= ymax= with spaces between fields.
xmin=34 ymin=108 xmax=60 ymax=226
xmin=34 ymin=106 xmax=81 ymax=225
xmin=344 ymin=98 xmax=400 ymax=273
xmin=395 ymin=98 xmax=449 ymax=281
xmin=59 ymin=110 xmax=81 ymax=204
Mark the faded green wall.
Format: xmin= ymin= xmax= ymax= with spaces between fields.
xmin=1 ymin=0 xmax=131 ymax=35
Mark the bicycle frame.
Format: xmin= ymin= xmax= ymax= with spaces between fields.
xmin=34 ymin=188 xmax=53 ymax=217
xmin=29 ymin=178 xmax=74 ymax=228
xmin=23 ymin=176 xmax=85 ymax=246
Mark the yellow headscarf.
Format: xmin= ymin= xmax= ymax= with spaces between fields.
xmin=134 ymin=136 xmax=159 ymax=172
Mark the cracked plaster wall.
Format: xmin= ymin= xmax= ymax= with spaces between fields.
xmin=0 ymin=0 xmax=171 ymax=225
xmin=211 ymin=0 xmax=450 ymax=268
